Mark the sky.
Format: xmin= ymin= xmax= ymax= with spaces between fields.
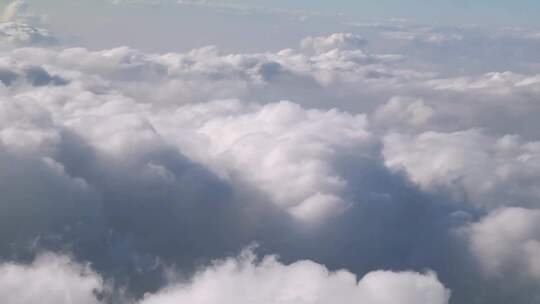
xmin=0 ymin=1 xmax=540 ymax=304
xmin=7 ymin=0 xmax=538 ymax=53
xmin=30 ymin=0 xmax=540 ymax=26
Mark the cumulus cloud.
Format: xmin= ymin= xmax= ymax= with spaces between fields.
xmin=0 ymin=253 xmax=104 ymax=304
xmin=18 ymin=28 xmax=540 ymax=137
xmin=0 ymin=58 xmax=376 ymax=224
xmin=383 ymin=130 xmax=540 ymax=208
xmin=0 ymin=32 xmax=462 ymax=300
xmin=154 ymin=99 xmax=374 ymax=222
xmin=461 ymin=208 xmax=540 ymax=280
xmin=372 ymin=96 xmax=434 ymax=128
xmin=301 ymin=33 xmax=368 ymax=54
xmin=141 ymin=249 xmax=450 ymax=304
xmin=0 ymin=34 xmax=417 ymax=110
xmin=0 ymin=2 xmax=539 ymax=302
xmin=0 ymin=249 xmax=451 ymax=304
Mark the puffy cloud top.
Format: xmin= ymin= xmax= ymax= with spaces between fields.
xmin=301 ymin=33 xmax=368 ymax=54
xmin=141 ymin=249 xmax=450 ymax=304
xmin=0 ymin=253 xmax=104 ymax=304
xmin=462 ymin=208 xmax=540 ymax=280
xmin=158 ymin=100 xmax=373 ymax=222
xmin=383 ymin=130 xmax=540 ymax=208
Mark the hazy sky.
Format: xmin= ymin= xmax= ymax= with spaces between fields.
xmin=28 ymin=0 xmax=540 ymax=25
xmin=14 ymin=0 xmax=538 ymax=53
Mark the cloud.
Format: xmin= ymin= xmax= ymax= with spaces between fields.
xmin=383 ymin=130 xmax=540 ymax=208
xmin=0 ymin=55 xmax=376 ymax=223
xmin=1 ymin=36 xmax=421 ymax=120
xmin=372 ymin=96 xmax=434 ymax=128
xmin=0 ymin=1 xmax=56 ymax=46
xmin=0 ymin=253 xmax=104 ymax=304
xmin=155 ymin=99 xmax=374 ymax=223
xmin=301 ymin=33 xmax=368 ymax=54
xmin=0 ymin=6 xmax=538 ymax=301
xmin=0 ymin=249 xmax=450 ymax=304
xmin=461 ymin=208 xmax=540 ymax=280
xmin=0 ymin=37 xmax=462 ymax=300
xmin=141 ymin=248 xmax=450 ymax=304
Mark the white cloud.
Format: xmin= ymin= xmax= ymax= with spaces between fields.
xmin=301 ymin=33 xmax=367 ymax=54
xmin=0 ymin=253 xmax=105 ymax=304
xmin=154 ymin=99 xmax=374 ymax=222
xmin=141 ymin=249 xmax=450 ymax=304
xmin=373 ymin=96 xmax=434 ymax=128
xmin=0 ymin=9 xmax=538 ymax=301
xmin=1 ymin=34 xmax=421 ymax=109
xmin=461 ymin=208 xmax=540 ymax=280
xmin=0 ymin=70 xmax=376 ymax=223
xmin=383 ymin=130 xmax=540 ymax=207
xmin=0 ymin=41 xmax=397 ymax=223
xmin=0 ymin=250 xmax=451 ymax=304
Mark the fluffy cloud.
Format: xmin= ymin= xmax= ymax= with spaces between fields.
xmin=154 ymin=99 xmax=374 ymax=222
xmin=372 ymin=96 xmax=434 ymax=128
xmin=0 ymin=34 xmax=464 ymax=300
xmin=301 ymin=33 xmax=368 ymax=54
xmin=0 ymin=2 xmax=539 ymax=302
xmin=0 ymin=61 xmax=376 ymax=223
xmin=141 ymin=249 xmax=450 ymax=304
xmin=0 ymin=250 xmax=451 ymax=304
xmin=10 ymin=30 xmax=537 ymax=139
xmin=0 ymin=253 xmax=104 ymax=304
xmin=383 ymin=130 xmax=540 ymax=207
xmin=1 ymin=35 xmax=417 ymax=109
xmin=461 ymin=208 xmax=540 ymax=280
xmin=0 ymin=40 xmax=401 ymax=223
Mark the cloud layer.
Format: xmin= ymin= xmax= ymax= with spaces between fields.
xmin=0 ymin=1 xmax=539 ymax=303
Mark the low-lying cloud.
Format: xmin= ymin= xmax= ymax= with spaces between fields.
xmin=0 ymin=1 xmax=539 ymax=303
